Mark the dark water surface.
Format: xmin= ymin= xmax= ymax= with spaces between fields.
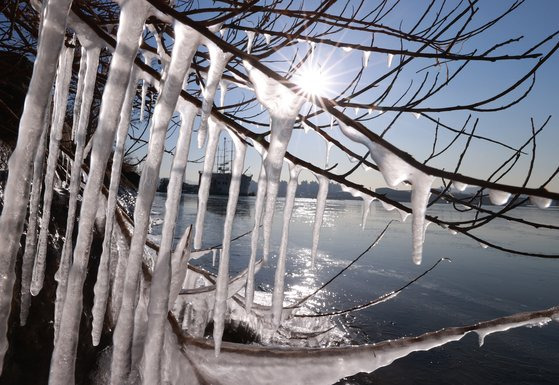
xmin=150 ymin=193 xmax=559 ymax=384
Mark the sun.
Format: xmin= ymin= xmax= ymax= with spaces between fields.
xmin=294 ymin=64 xmax=330 ymax=100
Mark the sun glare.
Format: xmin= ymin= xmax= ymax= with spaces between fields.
xmin=295 ymin=64 xmax=330 ymax=99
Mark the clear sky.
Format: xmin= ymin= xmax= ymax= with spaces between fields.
xmin=151 ymin=0 xmax=559 ymax=193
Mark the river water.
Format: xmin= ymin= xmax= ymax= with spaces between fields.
xmin=150 ymin=193 xmax=559 ymax=384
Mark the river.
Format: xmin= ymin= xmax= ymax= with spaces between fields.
xmin=150 ymin=193 xmax=559 ymax=384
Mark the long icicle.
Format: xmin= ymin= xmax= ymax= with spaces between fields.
xmin=0 ymin=0 xmax=73 ymax=370
xmin=19 ymin=123 xmax=48 ymax=326
xmin=90 ymin=67 xmax=138 ymax=347
xmin=310 ymin=174 xmax=329 ymax=267
xmin=141 ymin=100 xmax=197 ymax=384
xmin=31 ymin=43 xmax=75 ymax=296
xmin=245 ymin=142 xmax=267 ymax=312
xmin=212 ymin=128 xmax=247 ymax=356
xmin=55 ymin=46 xmax=101 ymax=343
xmin=48 ymin=1 xmax=149 ymax=383
xmin=193 ymin=118 xmax=222 ymax=249
xmin=271 ymin=161 xmax=301 ymax=330
xmin=244 ymin=62 xmax=304 ymax=263
xmin=197 ymin=41 xmax=232 ymax=148
xmin=110 ymin=22 xmax=200 ymax=385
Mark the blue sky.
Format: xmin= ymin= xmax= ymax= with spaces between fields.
xmin=152 ymin=0 xmax=559 ymax=193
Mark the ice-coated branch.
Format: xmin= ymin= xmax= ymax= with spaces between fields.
xmin=174 ymin=306 xmax=559 ymax=385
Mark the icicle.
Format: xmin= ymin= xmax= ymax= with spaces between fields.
xmin=362 ymin=164 xmax=372 ymax=172
xmin=245 ymin=142 xmax=267 ymax=312
xmin=89 ymin=65 xmax=136 ymax=347
xmin=311 ymin=175 xmax=329 ymax=267
xmin=212 ymin=128 xmax=247 ymax=356
xmin=246 ymin=30 xmax=255 ymax=53
xmin=72 ymin=50 xmax=86 ymax=142
xmin=529 ymin=195 xmax=552 ymax=209
xmin=212 ymin=249 xmax=217 ymax=266
xmin=20 ymin=123 xmax=48 ymax=326
xmin=342 ymin=46 xmax=353 ymax=52
xmin=193 ymin=118 xmax=222 ymax=249
xmin=264 ymin=33 xmax=271 ymax=45
xmin=244 ymin=61 xmax=304 ymax=262
xmin=197 ymin=41 xmax=232 ymax=148
xmin=488 ymin=189 xmax=510 ymax=205
xmin=387 ymin=53 xmax=394 ymax=67
xmin=330 ymin=115 xmax=334 ymax=130
xmin=337 ymin=120 xmax=434 ymax=265
xmin=423 ymin=220 xmax=432 ymax=243
xmin=141 ymin=101 xmax=197 ymax=383
xmin=380 ymin=200 xmax=410 ymax=222
xmin=452 ymin=181 xmax=468 ymax=192
xmin=49 ymin=1 xmax=149 ymax=383
xmin=479 ymin=242 xmax=489 ymax=249
xmin=363 ymin=50 xmax=371 ymax=68
xmin=413 ymin=112 xmax=421 ymax=119
xmin=368 ymin=108 xmax=372 ymax=114
xmin=354 ymin=107 xmax=359 ymax=115
xmin=0 ymin=0 xmax=73 ymax=370
xmin=361 ymin=197 xmax=374 ymax=230
xmin=110 ymin=20 xmax=200 ymax=385
xmin=326 ymin=141 xmax=333 ymax=167
xmin=140 ymin=56 xmax=149 ymax=122
xmin=271 ymin=162 xmax=302 ymax=330
xmin=31 ymin=43 xmax=75 ymax=296
xmin=347 ymin=154 xmax=358 ymax=163
xmin=169 ymin=226 xmax=193 ymax=310
xmin=302 ymin=120 xmax=312 ymax=134
xmin=219 ymin=80 xmax=228 ymax=107
xmin=56 ymin=46 xmax=101 ymax=342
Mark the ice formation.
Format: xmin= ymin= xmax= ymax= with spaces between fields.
xmin=311 ymin=175 xmax=329 ymax=266
xmin=244 ymin=61 xmax=304 ymax=262
xmin=19 ymin=122 xmax=48 ymax=326
xmin=57 ymin=45 xmax=101 ymax=341
xmin=246 ymin=30 xmax=255 ymax=53
xmin=0 ymin=0 xmax=557 ymax=383
xmin=193 ymin=118 xmax=222 ymax=249
xmin=380 ymin=200 xmax=410 ymax=222
xmin=264 ymin=33 xmax=271 ymax=45
xmin=271 ymin=162 xmax=302 ymax=329
xmin=197 ymin=40 xmax=232 ymax=148
xmin=337 ymin=119 xmax=434 ymax=264
xmin=174 ymin=307 xmax=559 ymax=385
xmin=32 ymin=43 xmax=74 ymax=296
xmin=90 ymin=68 xmax=137 ymax=347
xmin=529 ymin=195 xmax=552 ymax=209
xmin=49 ymin=1 xmax=150 ymax=382
xmin=110 ymin=20 xmax=200 ymax=384
xmin=452 ymin=180 xmax=468 ymax=192
xmin=387 ymin=53 xmax=394 ymax=67
xmin=141 ymin=100 xmax=197 ymax=383
xmin=488 ymin=189 xmax=511 ymax=205
xmin=363 ymin=50 xmax=371 ymax=67
xmin=245 ymin=142 xmax=267 ymax=312
xmin=212 ymin=128 xmax=247 ymax=355
xmin=325 ymin=140 xmax=334 ymax=166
